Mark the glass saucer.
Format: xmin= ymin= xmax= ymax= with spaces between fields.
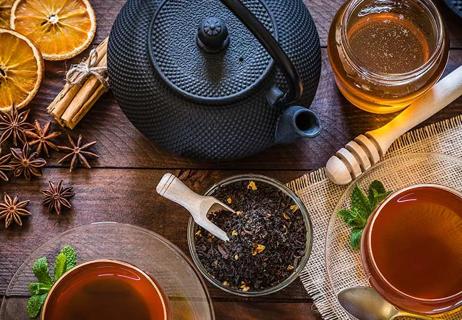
xmin=0 ymin=222 xmax=215 ymax=320
xmin=326 ymin=153 xmax=462 ymax=319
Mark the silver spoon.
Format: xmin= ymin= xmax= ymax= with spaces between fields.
xmin=338 ymin=287 xmax=434 ymax=320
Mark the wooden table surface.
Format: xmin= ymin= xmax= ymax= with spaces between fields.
xmin=0 ymin=0 xmax=461 ymax=319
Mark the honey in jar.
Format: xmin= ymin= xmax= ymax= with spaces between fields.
xmin=328 ymin=0 xmax=449 ymax=114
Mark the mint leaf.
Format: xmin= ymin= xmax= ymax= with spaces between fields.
xmin=368 ymin=181 xmax=392 ymax=207
xmin=54 ymin=253 xmax=67 ymax=281
xmin=54 ymin=246 xmax=77 ymax=281
xmin=351 ymin=185 xmax=371 ymax=218
xmin=338 ymin=209 xmax=353 ymax=222
xmin=32 ymin=258 xmax=52 ymax=285
xmin=337 ymin=208 xmax=367 ymax=228
xmin=29 ymin=283 xmax=52 ymax=296
xmin=368 ymin=188 xmax=379 ymax=208
xmin=27 ymin=246 xmax=78 ymax=319
xmin=61 ymin=245 xmax=77 ymax=272
xmin=369 ymin=180 xmax=386 ymax=195
xmin=338 ymin=181 xmax=391 ymax=250
xmin=376 ymin=191 xmax=392 ymax=204
xmin=350 ymin=228 xmax=363 ymax=249
xmin=27 ymin=294 xmax=47 ymax=319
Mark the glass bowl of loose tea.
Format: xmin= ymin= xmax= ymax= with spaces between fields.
xmin=187 ymin=174 xmax=313 ymax=296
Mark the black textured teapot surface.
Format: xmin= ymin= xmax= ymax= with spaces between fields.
xmin=108 ymin=0 xmax=322 ymax=160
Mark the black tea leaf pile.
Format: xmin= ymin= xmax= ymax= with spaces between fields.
xmin=194 ymin=180 xmax=307 ymax=293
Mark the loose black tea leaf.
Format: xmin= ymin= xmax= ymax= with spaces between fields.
xmin=194 ymin=180 xmax=307 ymax=293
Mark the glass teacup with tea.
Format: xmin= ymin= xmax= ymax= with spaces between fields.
xmin=41 ymin=260 xmax=170 ymax=320
xmin=360 ymin=184 xmax=462 ymax=316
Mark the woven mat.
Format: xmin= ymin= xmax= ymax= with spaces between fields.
xmin=287 ymin=115 xmax=462 ymax=320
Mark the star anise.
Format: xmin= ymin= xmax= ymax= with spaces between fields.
xmin=0 ymin=106 xmax=32 ymax=146
xmin=42 ymin=180 xmax=74 ymax=215
xmin=25 ymin=120 xmax=61 ymax=157
xmin=0 ymin=154 xmax=13 ymax=182
xmin=58 ymin=135 xmax=98 ymax=172
xmin=0 ymin=193 xmax=31 ymax=228
xmin=10 ymin=144 xmax=47 ymax=180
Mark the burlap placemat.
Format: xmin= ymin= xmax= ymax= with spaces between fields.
xmin=287 ymin=115 xmax=462 ymax=320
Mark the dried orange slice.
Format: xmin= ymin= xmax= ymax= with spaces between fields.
xmin=0 ymin=28 xmax=43 ymax=112
xmin=10 ymin=0 xmax=96 ymax=61
xmin=0 ymin=0 xmax=14 ymax=28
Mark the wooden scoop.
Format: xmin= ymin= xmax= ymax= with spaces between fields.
xmin=326 ymin=66 xmax=462 ymax=185
xmin=156 ymin=173 xmax=232 ymax=241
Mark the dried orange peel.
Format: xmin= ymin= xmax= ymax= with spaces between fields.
xmin=10 ymin=0 xmax=96 ymax=61
xmin=0 ymin=0 xmax=14 ymax=28
xmin=0 ymin=28 xmax=43 ymax=112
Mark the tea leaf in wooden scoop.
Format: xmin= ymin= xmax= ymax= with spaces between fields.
xmin=27 ymin=246 xmax=77 ymax=319
xmin=337 ymin=181 xmax=391 ymax=250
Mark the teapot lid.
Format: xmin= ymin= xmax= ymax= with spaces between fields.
xmin=148 ymin=0 xmax=277 ymax=104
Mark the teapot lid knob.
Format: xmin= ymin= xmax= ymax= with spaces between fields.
xmin=147 ymin=0 xmax=276 ymax=104
xmin=197 ymin=17 xmax=229 ymax=53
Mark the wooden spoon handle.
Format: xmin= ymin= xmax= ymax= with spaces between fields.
xmin=156 ymin=173 xmax=203 ymax=217
xmin=368 ymin=66 xmax=462 ymax=155
xmin=156 ymin=173 xmax=230 ymax=242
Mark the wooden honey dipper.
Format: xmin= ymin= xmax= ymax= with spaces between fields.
xmin=326 ymin=66 xmax=462 ymax=185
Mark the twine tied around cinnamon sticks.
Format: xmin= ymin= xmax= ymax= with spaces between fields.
xmin=66 ymin=49 xmax=108 ymax=88
xmin=48 ymin=38 xmax=109 ymax=129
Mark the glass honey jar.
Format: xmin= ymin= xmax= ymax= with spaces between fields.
xmin=328 ymin=0 xmax=449 ymax=114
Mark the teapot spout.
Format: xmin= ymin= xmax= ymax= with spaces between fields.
xmin=275 ymin=106 xmax=321 ymax=144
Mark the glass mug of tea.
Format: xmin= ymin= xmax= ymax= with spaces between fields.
xmin=361 ymin=184 xmax=462 ymax=315
xmin=41 ymin=260 xmax=171 ymax=320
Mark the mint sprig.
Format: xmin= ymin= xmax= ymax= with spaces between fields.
xmin=27 ymin=245 xmax=77 ymax=319
xmin=338 ymin=181 xmax=391 ymax=250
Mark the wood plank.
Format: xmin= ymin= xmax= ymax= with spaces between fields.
xmin=213 ymin=301 xmax=322 ymax=320
xmin=28 ymin=50 xmax=462 ymax=171
xmin=0 ymin=169 xmax=310 ymax=301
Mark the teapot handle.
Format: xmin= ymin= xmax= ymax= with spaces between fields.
xmin=219 ymin=0 xmax=303 ymax=107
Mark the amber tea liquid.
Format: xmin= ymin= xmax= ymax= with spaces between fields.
xmin=328 ymin=0 xmax=448 ymax=113
xmin=364 ymin=186 xmax=462 ymax=314
xmin=43 ymin=260 xmax=168 ymax=320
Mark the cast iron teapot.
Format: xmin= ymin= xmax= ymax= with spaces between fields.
xmin=108 ymin=0 xmax=322 ymax=160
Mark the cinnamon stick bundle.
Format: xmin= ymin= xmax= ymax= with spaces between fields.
xmin=48 ymin=38 xmax=108 ymax=129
